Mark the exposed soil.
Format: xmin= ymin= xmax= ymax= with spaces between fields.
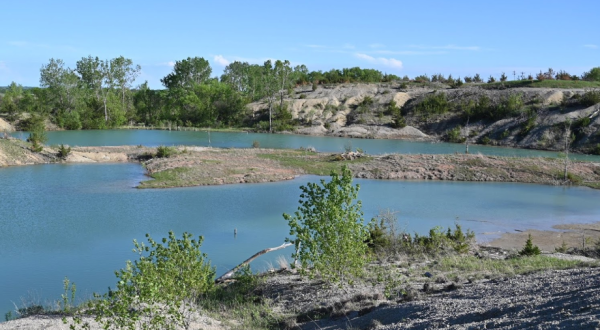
xmin=488 ymin=222 xmax=600 ymax=253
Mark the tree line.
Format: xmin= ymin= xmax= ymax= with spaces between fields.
xmin=0 ymin=56 xmax=404 ymax=131
xmin=1 ymin=57 xmax=599 ymax=132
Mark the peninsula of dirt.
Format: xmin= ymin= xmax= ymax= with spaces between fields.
xmin=1 ymin=139 xmax=599 ymax=189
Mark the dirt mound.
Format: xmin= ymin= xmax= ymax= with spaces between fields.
xmin=0 ymin=117 xmax=14 ymax=132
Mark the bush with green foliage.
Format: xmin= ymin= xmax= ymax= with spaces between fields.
xmin=415 ymin=92 xmax=449 ymax=116
xmin=24 ymin=115 xmax=47 ymax=152
xmin=70 ymin=231 xmax=215 ymax=330
xmin=156 ymin=145 xmax=176 ymax=158
xmin=580 ymin=89 xmax=600 ymax=106
xmin=519 ymin=109 xmax=537 ymax=136
xmin=57 ymin=144 xmax=71 ymax=160
xmin=519 ymin=234 xmax=541 ymax=256
xmin=283 ymin=166 xmax=372 ymax=285
xmin=583 ymin=67 xmax=600 ymax=82
xmin=447 ymin=126 xmax=465 ymax=143
xmin=386 ymin=100 xmax=406 ymax=128
xmin=408 ymin=224 xmax=475 ymax=255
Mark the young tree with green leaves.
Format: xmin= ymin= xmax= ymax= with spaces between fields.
xmin=262 ymin=60 xmax=277 ymax=132
xmin=283 ymin=166 xmax=372 ymax=286
xmin=70 ymin=231 xmax=215 ymax=330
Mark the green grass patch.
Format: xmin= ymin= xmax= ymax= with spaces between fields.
xmin=138 ymin=167 xmax=193 ymax=188
xmin=432 ymin=255 xmax=595 ymax=278
xmin=257 ymin=150 xmax=372 ymax=176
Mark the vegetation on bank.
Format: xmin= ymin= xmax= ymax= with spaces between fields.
xmin=0 ymin=57 xmax=599 ymax=134
xmin=5 ymin=169 xmax=598 ymax=329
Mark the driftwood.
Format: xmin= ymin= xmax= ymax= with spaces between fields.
xmin=215 ymin=242 xmax=292 ymax=283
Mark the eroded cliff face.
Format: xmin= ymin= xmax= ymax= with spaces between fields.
xmin=247 ymin=83 xmax=600 ymax=153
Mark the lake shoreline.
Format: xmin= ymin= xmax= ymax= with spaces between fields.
xmin=1 ymin=137 xmax=599 ymax=189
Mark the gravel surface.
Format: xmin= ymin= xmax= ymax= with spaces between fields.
xmin=292 ymin=267 xmax=600 ymax=330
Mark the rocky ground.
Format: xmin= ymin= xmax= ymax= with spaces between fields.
xmin=273 ymin=267 xmax=600 ymax=330
xmin=248 ymin=83 xmax=600 ymax=154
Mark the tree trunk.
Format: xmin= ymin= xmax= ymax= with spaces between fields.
xmin=215 ymin=242 xmax=292 ymax=283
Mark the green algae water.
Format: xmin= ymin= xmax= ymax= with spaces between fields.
xmin=2 ymin=163 xmax=600 ymax=316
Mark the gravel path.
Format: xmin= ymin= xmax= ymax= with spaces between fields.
xmin=300 ymin=267 xmax=600 ymax=329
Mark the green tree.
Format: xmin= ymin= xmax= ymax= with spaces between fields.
xmin=111 ymin=56 xmax=141 ymax=119
xmin=583 ymin=67 xmax=600 ymax=82
xmin=274 ymin=60 xmax=292 ymax=111
xmin=71 ymin=231 xmax=215 ymax=330
xmin=40 ymin=58 xmax=82 ymax=119
xmin=161 ymin=57 xmax=212 ymax=89
xmin=262 ymin=60 xmax=278 ymax=132
xmin=283 ymin=166 xmax=372 ymax=285
xmin=25 ymin=114 xmax=47 ymax=152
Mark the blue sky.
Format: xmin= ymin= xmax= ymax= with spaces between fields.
xmin=0 ymin=0 xmax=598 ymax=88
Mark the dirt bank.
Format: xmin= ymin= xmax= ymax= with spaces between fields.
xmin=488 ymin=222 xmax=600 ymax=252
xmin=248 ymin=84 xmax=600 ymax=154
xmin=138 ymin=147 xmax=600 ymax=189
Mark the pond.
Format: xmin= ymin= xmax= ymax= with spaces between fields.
xmin=2 ymin=162 xmax=600 ymax=316
xmin=10 ymin=129 xmax=600 ymax=161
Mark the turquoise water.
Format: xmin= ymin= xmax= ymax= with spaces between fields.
xmin=2 ymin=162 xmax=600 ymax=315
xmin=10 ymin=129 xmax=600 ymax=161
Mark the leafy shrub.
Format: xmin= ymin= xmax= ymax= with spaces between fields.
xmin=252 ymin=140 xmax=260 ymax=148
xmin=299 ymin=93 xmax=307 ymax=99
xmin=283 ymin=166 xmax=372 ymax=285
xmin=414 ymin=74 xmax=430 ymax=83
xmin=57 ymin=144 xmax=71 ymax=160
xmin=447 ymin=126 xmax=465 ymax=143
xmin=387 ymin=100 xmax=406 ymax=128
xmin=156 ymin=145 xmax=175 ymax=158
xmin=409 ymin=224 xmax=475 ymax=255
xmin=580 ymin=89 xmax=600 ymax=106
xmin=519 ymin=234 xmax=541 ymax=256
xmin=367 ymin=218 xmax=390 ymax=251
xmin=583 ymin=67 xmax=600 ymax=82
xmin=416 ymin=92 xmax=449 ymax=116
xmin=71 ymin=232 xmax=215 ymax=330
xmin=480 ymin=136 xmax=492 ymax=145
xmin=24 ymin=115 xmax=47 ymax=152
xmin=519 ymin=109 xmax=537 ymax=136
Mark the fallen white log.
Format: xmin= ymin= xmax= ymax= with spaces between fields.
xmin=215 ymin=242 xmax=293 ymax=283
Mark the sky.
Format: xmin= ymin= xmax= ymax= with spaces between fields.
xmin=0 ymin=0 xmax=598 ymax=89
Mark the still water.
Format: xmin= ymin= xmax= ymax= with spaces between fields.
xmin=2 ymin=162 xmax=600 ymax=315
xmin=10 ymin=129 xmax=600 ymax=161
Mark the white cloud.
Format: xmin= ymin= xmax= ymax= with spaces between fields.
xmin=305 ymin=44 xmax=327 ymax=49
xmin=410 ymin=44 xmax=481 ymax=51
xmin=213 ymin=55 xmax=230 ymax=66
xmin=372 ymin=50 xmax=447 ymax=55
xmin=355 ymin=53 xmax=403 ymax=70
xmin=8 ymin=41 xmax=80 ymax=52
xmin=584 ymin=44 xmax=599 ymax=49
